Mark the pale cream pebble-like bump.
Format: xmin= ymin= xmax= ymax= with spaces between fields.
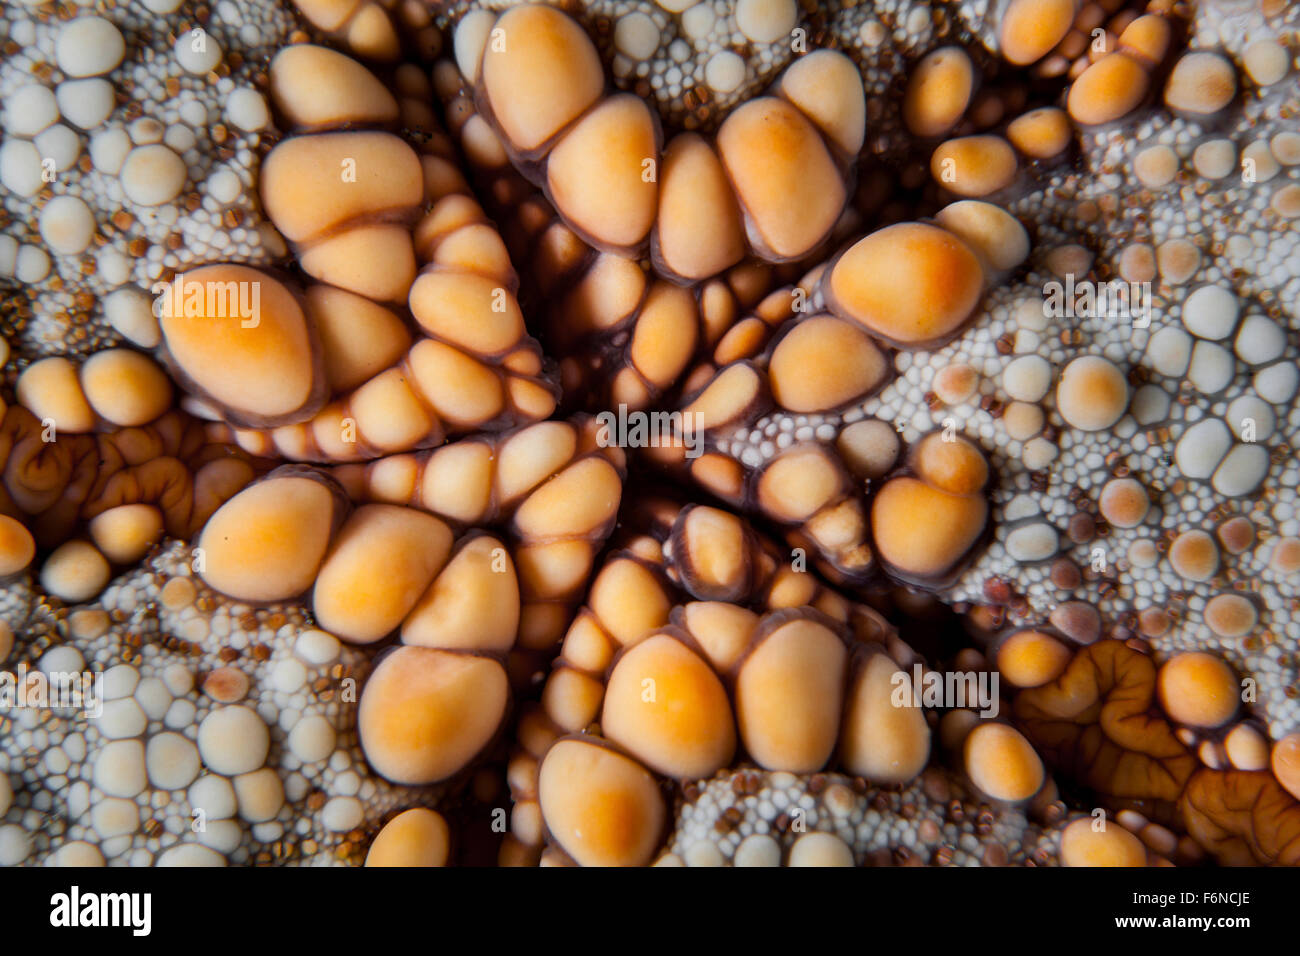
xmin=93 ymin=739 xmax=148 ymax=798
xmin=88 ymin=505 xmax=164 ymax=565
xmin=734 ymin=833 xmax=782 ymax=867
xmin=56 ymin=17 xmax=126 ymax=78
xmin=50 ymin=842 xmax=106 ymax=867
xmin=56 ymin=78 xmax=114 ymax=130
xmin=103 ymin=287 xmax=162 ymax=349
xmin=1055 ymin=355 xmax=1128 ymax=431
xmin=1164 ymin=51 xmax=1237 ymax=116
xmin=933 ymin=363 xmax=979 ymax=405
xmin=1192 ymin=139 xmax=1235 ymax=180
xmin=0 ymin=826 xmax=31 ymax=866
xmin=1202 ymin=594 xmax=1257 ymax=639
xmin=787 ymin=831 xmax=854 ymax=867
xmin=1003 ymin=355 xmax=1052 ymax=402
xmin=40 ymin=540 xmax=111 ymax=603
xmin=225 ymin=88 xmax=269 ymax=132
xmin=1272 ymin=132 xmax=1300 ymax=166
xmin=38 ymin=195 xmax=95 ymax=256
xmin=197 ymin=705 xmax=270 ymax=776
xmin=145 ymin=732 xmax=202 ymax=790
xmin=156 ymin=844 xmax=226 ymax=866
xmin=614 ymin=11 xmax=659 ymax=60
xmin=121 ymin=144 xmax=188 ymax=206
xmin=174 ymin=29 xmax=223 ymax=75
xmin=1243 ymin=40 xmax=1288 ymax=87
xmin=1272 ymin=184 xmax=1300 ymax=219
xmin=836 ymin=419 xmax=900 ymax=479
xmin=1135 ymin=145 xmax=1179 ymax=188
xmin=934 ymin=200 xmax=1029 ymax=273
xmin=705 ymin=51 xmax=745 ymax=93
xmin=5 ymin=85 xmax=59 ymax=137
xmin=288 ymin=714 xmax=336 ymax=764
xmin=1224 ymin=724 xmax=1270 ymax=772
xmin=736 ymin=0 xmax=798 ymax=43
xmin=90 ymin=797 xmax=138 ymax=838
xmin=1003 ymin=401 xmax=1044 ymax=440
xmin=1182 ymin=284 xmax=1239 ymax=340
xmin=188 ymin=775 xmax=237 ymax=820
xmin=234 ymin=767 xmax=284 ymax=823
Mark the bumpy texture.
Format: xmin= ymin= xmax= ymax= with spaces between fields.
xmin=0 ymin=0 xmax=1298 ymax=869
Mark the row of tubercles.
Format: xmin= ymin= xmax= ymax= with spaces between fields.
xmin=506 ymin=503 xmax=965 ymax=866
xmin=194 ymin=465 xmax=519 ymax=787
xmin=155 ymin=44 xmax=556 ymax=460
xmin=641 ymin=202 xmax=1028 ymax=583
xmin=458 ymin=3 xmax=866 ymax=280
xmin=433 ymin=55 xmax=798 ymax=413
xmin=329 ymin=415 xmax=627 ymax=661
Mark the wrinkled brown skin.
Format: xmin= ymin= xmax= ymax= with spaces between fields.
xmin=1014 ymin=639 xmax=1300 ymax=865
xmin=0 ymin=405 xmax=258 ymax=550
xmin=1180 ymin=769 xmax=1300 ymax=866
xmin=1013 ymin=640 xmax=1197 ymax=803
